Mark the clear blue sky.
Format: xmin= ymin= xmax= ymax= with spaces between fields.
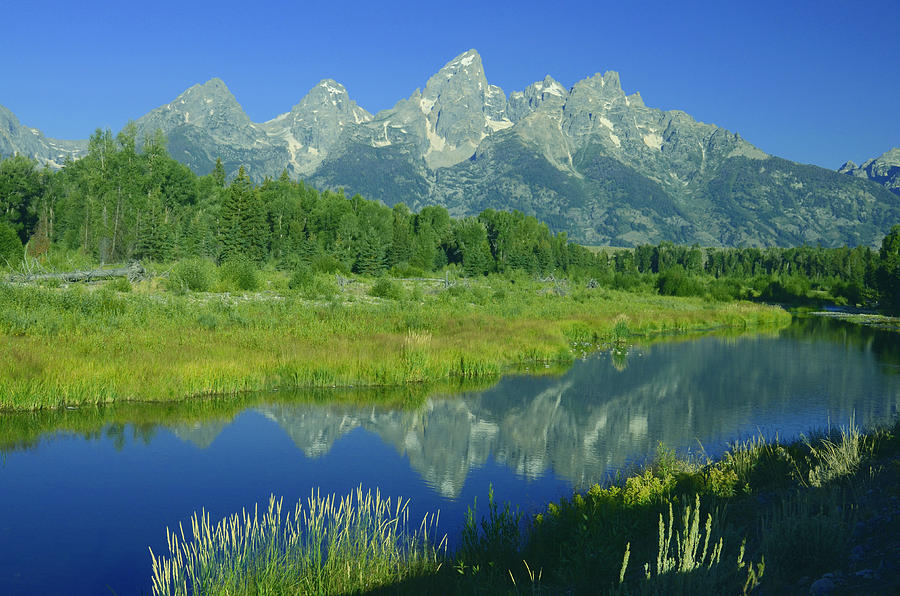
xmin=2 ymin=0 xmax=897 ymax=169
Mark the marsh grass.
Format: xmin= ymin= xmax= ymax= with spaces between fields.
xmin=613 ymin=496 xmax=763 ymax=596
xmin=803 ymin=420 xmax=869 ymax=487
xmin=149 ymin=486 xmax=446 ymax=596
xmin=135 ymin=416 xmax=898 ymax=594
xmin=0 ymin=274 xmax=790 ymax=410
xmin=458 ymin=420 xmax=895 ymax=594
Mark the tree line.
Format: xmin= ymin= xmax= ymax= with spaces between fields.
xmin=1 ymin=126 xmax=898 ymax=310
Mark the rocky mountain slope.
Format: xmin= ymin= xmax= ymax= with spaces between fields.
xmin=0 ymin=105 xmax=87 ymax=167
xmin=840 ymin=148 xmax=900 ymax=196
xmin=2 ymin=50 xmax=898 ymax=246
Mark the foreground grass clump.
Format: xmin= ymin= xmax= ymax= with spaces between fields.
xmin=150 ymin=420 xmax=898 ymax=595
xmin=150 ymin=486 xmax=445 ymax=596
xmin=444 ymin=420 xmax=885 ymax=594
xmin=0 ymin=272 xmax=790 ymax=410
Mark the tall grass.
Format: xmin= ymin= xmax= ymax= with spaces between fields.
xmin=0 ymin=273 xmax=791 ymax=410
xmin=149 ymin=486 xmax=445 ymax=596
xmin=614 ymin=495 xmax=763 ymax=595
xmin=140 ymin=418 xmax=898 ymax=594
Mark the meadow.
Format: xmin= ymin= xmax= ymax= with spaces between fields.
xmin=0 ymin=264 xmax=790 ymax=411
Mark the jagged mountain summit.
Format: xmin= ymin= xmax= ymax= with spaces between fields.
xmin=2 ymin=49 xmax=898 ymax=246
xmin=0 ymin=105 xmax=87 ymax=167
xmin=840 ymin=148 xmax=900 ymax=196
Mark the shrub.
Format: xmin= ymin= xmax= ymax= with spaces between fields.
xmin=390 ymin=262 xmax=426 ymax=278
xmin=287 ymin=265 xmax=314 ymax=291
xmin=370 ymin=277 xmax=403 ymax=300
xmin=288 ymin=266 xmax=337 ymax=300
xmin=0 ymin=222 xmax=23 ymax=267
xmin=220 ymin=258 xmax=259 ymax=291
xmin=312 ymin=254 xmax=349 ymax=275
xmin=657 ymin=266 xmax=704 ymax=297
xmin=167 ymin=258 xmax=215 ymax=293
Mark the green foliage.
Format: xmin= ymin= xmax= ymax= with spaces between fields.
xmin=0 ymin=221 xmax=24 ymax=266
xmin=877 ymin=224 xmax=900 ymax=311
xmin=167 ymin=258 xmax=215 ymax=293
xmin=369 ymin=277 xmax=403 ymax=300
xmin=311 ymin=254 xmax=348 ymax=275
xmin=287 ymin=265 xmax=313 ymax=290
xmin=149 ymin=487 xmax=445 ymax=596
xmin=390 ymin=262 xmax=425 ymax=278
xmin=804 ymin=422 xmax=869 ymax=487
xmin=760 ymin=491 xmax=850 ymax=582
xmin=220 ymin=258 xmax=260 ymax=292
xmin=0 ymin=154 xmax=45 ymax=244
xmin=0 ymin=145 xmax=893 ymax=314
xmin=219 ymin=166 xmax=267 ymax=264
xmin=656 ymin=266 xmax=704 ymax=297
xmin=108 ymin=276 xmax=132 ymax=293
xmin=459 ymin=485 xmax=523 ymax=572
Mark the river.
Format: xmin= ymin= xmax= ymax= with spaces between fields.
xmin=1 ymin=316 xmax=898 ymax=594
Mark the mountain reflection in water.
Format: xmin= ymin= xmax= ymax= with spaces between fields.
xmin=52 ymin=316 xmax=895 ymax=499
xmin=3 ymin=317 xmax=900 ymax=596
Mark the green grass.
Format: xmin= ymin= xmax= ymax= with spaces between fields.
xmin=149 ymin=486 xmax=445 ymax=596
xmin=0 ymin=271 xmax=790 ymax=410
xmin=149 ymin=418 xmax=899 ymax=595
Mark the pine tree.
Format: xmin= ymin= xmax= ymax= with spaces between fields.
xmin=219 ymin=166 xmax=267 ymax=263
xmin=354 ymin=229 xmax=386 ymax=275
xmin=877 ymin=225 xmax=900 ymax=311
xmin=212 ymin=158 xmax=226 ymax=188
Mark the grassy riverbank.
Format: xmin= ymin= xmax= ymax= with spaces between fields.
xmin=147 ymin=418 xmax=900 ymax=595
xmin=0 ymin=272 xmax=789 ymax=410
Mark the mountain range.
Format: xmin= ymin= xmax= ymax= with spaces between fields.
xmin=839 ymin=148 xmax=900 ymax=197
xmin=1 ymin=49 xmax=898 ymax=247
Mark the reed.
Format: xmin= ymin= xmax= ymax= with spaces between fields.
xmin=149 ymin=486 xmax=446 ymax=596
xmin=141 ymin=418 xmax=898 ymax=594
xmin=0 ymin=274 xmax=791 ymax=410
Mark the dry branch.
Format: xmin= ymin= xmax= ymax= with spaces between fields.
xmin=8 ymin=262 xmax=147 ymax=283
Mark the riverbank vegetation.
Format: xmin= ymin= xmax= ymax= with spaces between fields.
xmin=147 ymin=417 xmax=900 ymax=595
xmin=0 ymin=272 xmax=788 ymax=410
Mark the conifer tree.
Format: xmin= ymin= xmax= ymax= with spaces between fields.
xmin=219 ymin=166 xmax=267 ymax=263
xmin=212 ymin=158 xmax=226 ymax=188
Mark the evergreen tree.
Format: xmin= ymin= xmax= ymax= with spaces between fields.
xmin=0 ymin=154 xmax=45 ymax=243
xmin=219 ymin=166 xmax=267 ymax=263
xmin=212 ymin=158 xmax=226 ymax=188
xmin=876 ymin=225 xmax=900 ymax=311
xmin=0 ymin=221 xmax=23 ymax=266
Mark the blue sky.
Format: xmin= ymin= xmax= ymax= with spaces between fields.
xmin=2 ymin=0 xmax=897 ymax=169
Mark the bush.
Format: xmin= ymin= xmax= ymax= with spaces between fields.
xmin=370 ymin=277 xmax=403 ymax=300
xmin=657 ymin=266 xmax=704 ymax=297
xmin=312 ymin=254 xmax=349 ymax=275
xmin=0 ymin=222 xmax=23 ymax=267
xmin=706 ymin=277 xmax=743 ymax=302
xmin=287 ymin=265 xmax=314 ymax=291
xmin=220 ymin=258 xmax=259 ymax=292
xmin=167 ymin=258 xmax=215 ymax=293
xmin=390 ymin=263 xmax=426 ymax=278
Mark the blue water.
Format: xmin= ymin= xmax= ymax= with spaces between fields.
xmin=1 ymin=316 xmax=898 ymax=595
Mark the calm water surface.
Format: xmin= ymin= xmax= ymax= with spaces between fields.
xmin=1 ymin=317 xmax=899 ymax=594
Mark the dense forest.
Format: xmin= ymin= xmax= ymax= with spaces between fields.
xmin=1 ymin=126 xmax=899 ymax=310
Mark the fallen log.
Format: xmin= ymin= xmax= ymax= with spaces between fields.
xmin=8 ymin=262 xmax=147 ymax=283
